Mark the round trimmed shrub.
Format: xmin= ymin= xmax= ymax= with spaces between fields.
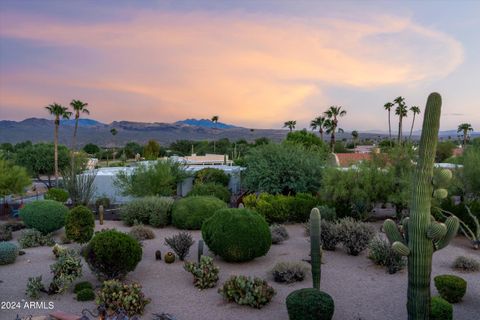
xmin=44 ymin=188 xmax=69 ymax=202
xmin=0 ymin=242 xmax=19 ymax=265
xmin=286 ymin=288 xmax=335 ymax=320
xmin=187 ymin=183 xmax=231 ymax=203
xmin=434 ymin=274 xmax=467 ymax=303
xmin=19 ymin=200 xmax=68 ymax=234
xmin=194 ymin=168 xmax=229 ymax=186
xmin=172 ymin=196 xmax=227 ymax=230
xmin=431 ymin=296 xmax=452 ymax=320
xmin=202 ymin=208 xmax=271 ymax=262
xmin=84 ymin=229 xmax=142 ymax=280
xmin=65 ymin=206 xmax=95 ymax=244
xmin=77 ymin=288 xmax=95 ymax=301
xmin=120 ymin=196 xmax=174 ymax=227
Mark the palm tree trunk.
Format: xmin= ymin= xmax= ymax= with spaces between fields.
xmin=398 ymin=116 xmax=403 ymax=144
xmin=463 ymin=130 xmax=467 ymax=147
xmin=409 ymin=114 xmax=416 ymax=141
xmin=330 ymin=130 xmax=335 ymax=152
xmin=388 ymin=110 xmax=392 ymax=141
xmin=71 ymin=116 xmax=79 ymax=169
xmin=319 ymin=129 xmax=323 ymax=141
xmin=54 ymin=120 xmax=59 ymax=187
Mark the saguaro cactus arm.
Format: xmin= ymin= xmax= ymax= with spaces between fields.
xmin=384 ymin=219 xmax=406 ymax=244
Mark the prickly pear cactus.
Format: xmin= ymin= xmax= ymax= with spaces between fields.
xmin=310 ymin=208 xmax=322 ymax=290
xmin=383 ymin=93 xmax=459 ymax=320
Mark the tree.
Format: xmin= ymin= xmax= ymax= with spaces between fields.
xmin=70 ymin=99 xmax=89 ymax=151
xmin=211 ymin=115 xmax=219 ymax=153
xmin=393 ymin=96 xmax=408 ymax=144
xmin=283 ymin=120 xmax=296 ymax=132
xmin=285 ymin=129 xmax=329 ymax=150
xmin=351 ymin=130 xmax=359 ymax=148
xmin=461 ymin=145 xmax=480 ymax=198
xmin=109 ymin=127 xmax=118 ymax=161
xmin=310 ymin=116 xmax=326 ymax=140
xmin=45 ymin=103 xmax=72 ymax=186
xmin=435 ymin=141 xmax=456 ymax=163
xmin=0 ymin=157 xmax=31 ymax=197
xmin=457 ymin=123 xmax=473 ymax=147
xmin=83 ymin=143 xmax=100 ymax=155
xmin=408 ymin=106 xmax=421 ymax=141
xmin=124 ymin=142 xmax=143 ymax=159
xmin=384 ymin=102 xmax=394 ymax=141
xmin=324 ymin=106 xmax=347 ymax=152
xmin=144 ymin=140 xmax=160 ymax=160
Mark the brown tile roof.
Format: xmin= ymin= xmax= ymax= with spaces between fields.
xmin=335 ymin=153 xmax=372 ymax=167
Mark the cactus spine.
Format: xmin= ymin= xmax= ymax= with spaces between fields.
xmin=310 ymin=208 xmax=321 ymax=290
xmin=383 ymin=93 xmax=459 ymax=319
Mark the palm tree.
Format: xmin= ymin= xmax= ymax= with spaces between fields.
xmin=351 ymin=130 xmax=359 ymax=148
xmin=283 ymin=120 xmax=296 ymax=132
xmin=408 ymin=106 xmax=421 ymax=141
xmin=211 ymin=115 xmax=219 ymax=153
xmin=324 ymin=106 xmax=347 ymax=152
xmin=45 ymin=103 xmax=72 ymax=186
xmin=310 ymin=116 xmax=326 ymax=140
xmin=110 ymin=128 xmax=118 ymax=161
xmin=393 ymin=96 xmax=408 ymax=144
xmin=457 ymin=123 xmax=474 ymax=147
xmin=384 ymin=102 xmax=394 ymax=141
xmin=70 ymin=99 xmax=89 ymax=151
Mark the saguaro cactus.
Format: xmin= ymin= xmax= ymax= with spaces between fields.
xmin=310 ymin=207 xmax=322 ymax=289
xmin=383 ymin=93 xmax=459 ymax=319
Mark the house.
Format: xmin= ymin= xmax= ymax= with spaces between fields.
xmin=334 ymin=153 xmax=372 ymax=167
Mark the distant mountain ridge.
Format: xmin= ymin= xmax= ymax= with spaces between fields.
xmin=175 ymin=118 xmax=236 ymax=129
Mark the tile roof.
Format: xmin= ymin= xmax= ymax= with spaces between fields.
xmin=335 ymin=153 xmax=372 ymax=167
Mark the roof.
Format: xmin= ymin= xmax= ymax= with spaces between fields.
xmin=452 ymin=148 xmax=464 ymax=157
xmin=334 ymin=153 xmax=372 ymax=167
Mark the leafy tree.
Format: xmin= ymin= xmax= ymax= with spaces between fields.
xmin=45 ymin=103 xmax=72 ymax=186
xmin=83 ymin=143 xmax=100 ymax=155
xmin=457 ymin=123 xmax=473 ymax=147
xmin=70 ymin=99 xmax=89 ymax=151
xmin=461 ymin=145 xmax=480 ymax=198
xmin=254 ymin=137 xmax=270 ymax=146
xmin=283 ymin=120 xmax=296 ymax=132
xmin=436 ymin=141 xmax=456 ymax=163
xmin=124 ymin=142 xmax=143 ymax=159
xmin=324 ymin=106 xmax=347 ymax=152
xmin=285 ymin=129 xmax=328 ymax=150
xmin=310 ymin=116 xmax=326 ymax=140
xmin=351 ymin=130 xmax=359 ymax=148
xmin=144 ymin=140 xmax=160 ymax=160
xmin=0 ymin=157 xmax=31 ymax=196
xmin=14 ymin=141 xmax=32 ymax=151
xmin=0 ymin=143 xmax=14 ymax=153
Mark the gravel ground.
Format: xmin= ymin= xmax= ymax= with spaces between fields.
xmin=0 ymin=221 xmax=479 ymax=320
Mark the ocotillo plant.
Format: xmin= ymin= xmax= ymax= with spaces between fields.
xmin=310 ymin=208 xmax=321 ymax=289
xmin=383 ymin=93 xmax=459 ymax=319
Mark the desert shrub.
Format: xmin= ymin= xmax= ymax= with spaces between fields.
xmin=431 ymin=296 xmax=453 ymax=320
xmin=368 ymin=236 xmax=406 ymax=274
xmin=44 ymin=188 xmax=69 ymax=202
xmin=84 ymin=229 xmax=142 ymax=280
xmin=434 ymin=274 xmax=467 ymax=303
xmin=184 ymin=256 xmax=220 ymax=289
xmin=187 ymin=183 xmax=231 ymax=203
xmin=452 ymin=256 xmax=480 ymax=272
xmin=0 ymin=242 xmax=19 ymax=265
xmin=74 ymin=281 xmax=94 ymax=293
xmin=65 ymin=205 xmax=95 ymax=244
xmin=194 ymin=168 xmax=229 ymax=186
xmin=270 ymin=261 xmax=309 ymax=283
xmin=120 ymin=196 xmax=174 ymax=227
xmin=129 ymin=224 xmax=156 ymax=241
xmin=286 ymin=288 xmax=335 ymax=320
xmin=218 ymin=275 xmax=275 ymax=308
xmin=244 ymin=193 xmax=291 ymax=223
xmin=202 ymin=208 xmax=271 ymax=262
xmin=96 ymin=280 xmax=150 ymax=316
xmin=48 ymin=250 xmax=82 ymax=294
xmin=0 ymin=224 xmax=12 ymax=241
xmin=270 ymin=224 xmax=289 ymax=244
xmin=18 ymin=229 xmax=54 ymax=248
xmin=52 ymin=244 xmax=72 ymax=259
xmin=19 ymin=200 xmax=68 ymax=234
xmin=320 ymin=221 xmax=341 ymax=251
xmin=172 ymin=196 xmax=227 ymax=230
xmin=3 ymin=220 xmax=25 ymax=231
xmin=95 ymin=197 xmax=111 ymax=209
xmin=26 ymin=276 xmax=45 ymax=299
xmin=77 ymin=288 xmax=95 ymax=301
xmin=337 ymin=218 xmax=375 ymax=256
xmin=164 ymin=231 xmax=194 ymax=261
xmin=289 ymin=193 xmax=320 ymax=222
xmin=316 ymin=205 xmax=337 ymax=221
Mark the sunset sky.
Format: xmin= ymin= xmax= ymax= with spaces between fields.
xmin=0 ymin=1 xmax=479 ymax=131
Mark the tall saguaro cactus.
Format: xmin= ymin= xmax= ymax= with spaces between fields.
xmin=310 ymin=207 xmax=322 ymax=289
xmin=383 ymin=93 xmax=459 ymax=319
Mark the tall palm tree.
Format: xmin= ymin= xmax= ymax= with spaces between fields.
xmin=283 ymin=120 xmax=296 ymax=132
xmin=70 ymin=99 xmax=89 ymax=151
xmin=310 ymin=116 xmax=326 ymax=140
xmin=110 ymin=128 xmax=118 ymax=161
xmin=324 ymin=105 xmax=347 ymax=152
xmin=408 ymin=106 xmax=421 ymax=141
xmin=457 ymin=123 xmax=473 ymax=147
xmin=45 ymin=103 xmax=72 ymax=186
xmin=393 ymin=96 xmax=408 ymax=144
xmin=384 ymin=102 xmax=394 ymax=141
xmin=351 ymin=130 xmax=359 ymax=148
xmin=211 ymin=115 xmax=219 ymax=153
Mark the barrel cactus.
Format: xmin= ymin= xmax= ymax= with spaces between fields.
xmin=383 ymin=93 xmax=459 ymax=319
xmin=0 ymin=242 xmax=19 ymax=265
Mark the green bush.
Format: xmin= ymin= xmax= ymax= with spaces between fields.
xmin=129 ymin=224 xmax=155 ymax=241
xmin=320 ymin=221 xmax=340 ymax=251
xmin=270 ymin=261 xmax=309 ymax=283
xmin=19 ymin=200 xmax=68 ymax=234
xmin=184 ymin=256 xmax=220 ymax=290
xmin=316 ymin=205 xmax=337 ymax=221
xmin=120 ymin=196 xmax=174 ymax=227
xmin=0 ymin=242 xmax=19 ymax=265
xmin=84 ymin=229 xmax=142 ymax=280
xmin=0 ymin=224 xmax=12 ymax=241
xmin=452 ymin=256 xmax=480 ymax=272
xmin=202 ymin=208 xmax=271 ymax=262
xmin=96 ymin=280 xmax=150 ymax=316
xmin=368 ymin=236 xmax=406 ymax=274
xmin=172 ymin=196 xmax=227 ymax=230
xmin=194 ymin=168 xmax=229 ymax=186
xmin=26 ymin=276 xmax=45 ymax=299
xmin=77 ymin=288 xmax=95 ymax=301
xmin=337 ymin=218 xmax=375 ymax=256
xmin=286 ymin=288 xmax=335 ymax=320
xmin=48 ymin=250 xmax=83 ymax=294
xmin=218 ymin=275 xmax=275 ymax=308
xmin=95 ymin=197 xmax=111 ymax=209
xmin=18 ymin=229 xmax=55 ymax=248
xmin=290 ymin=193 xmax=320 ymax=222
xmin=431 ymin=296 xmax=453 ymax=320
xmin=434 ymin=274 xmax=467 ymax=303
xmin=44 ymin=188 xmax=69 ymax=202
xmin=65 ymin=205 xmax=95 ymax=244
xmin=187 ymin=183 xmax=231 ymax=203
xmin=74 ymin=281 xmax=94 ymax=293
